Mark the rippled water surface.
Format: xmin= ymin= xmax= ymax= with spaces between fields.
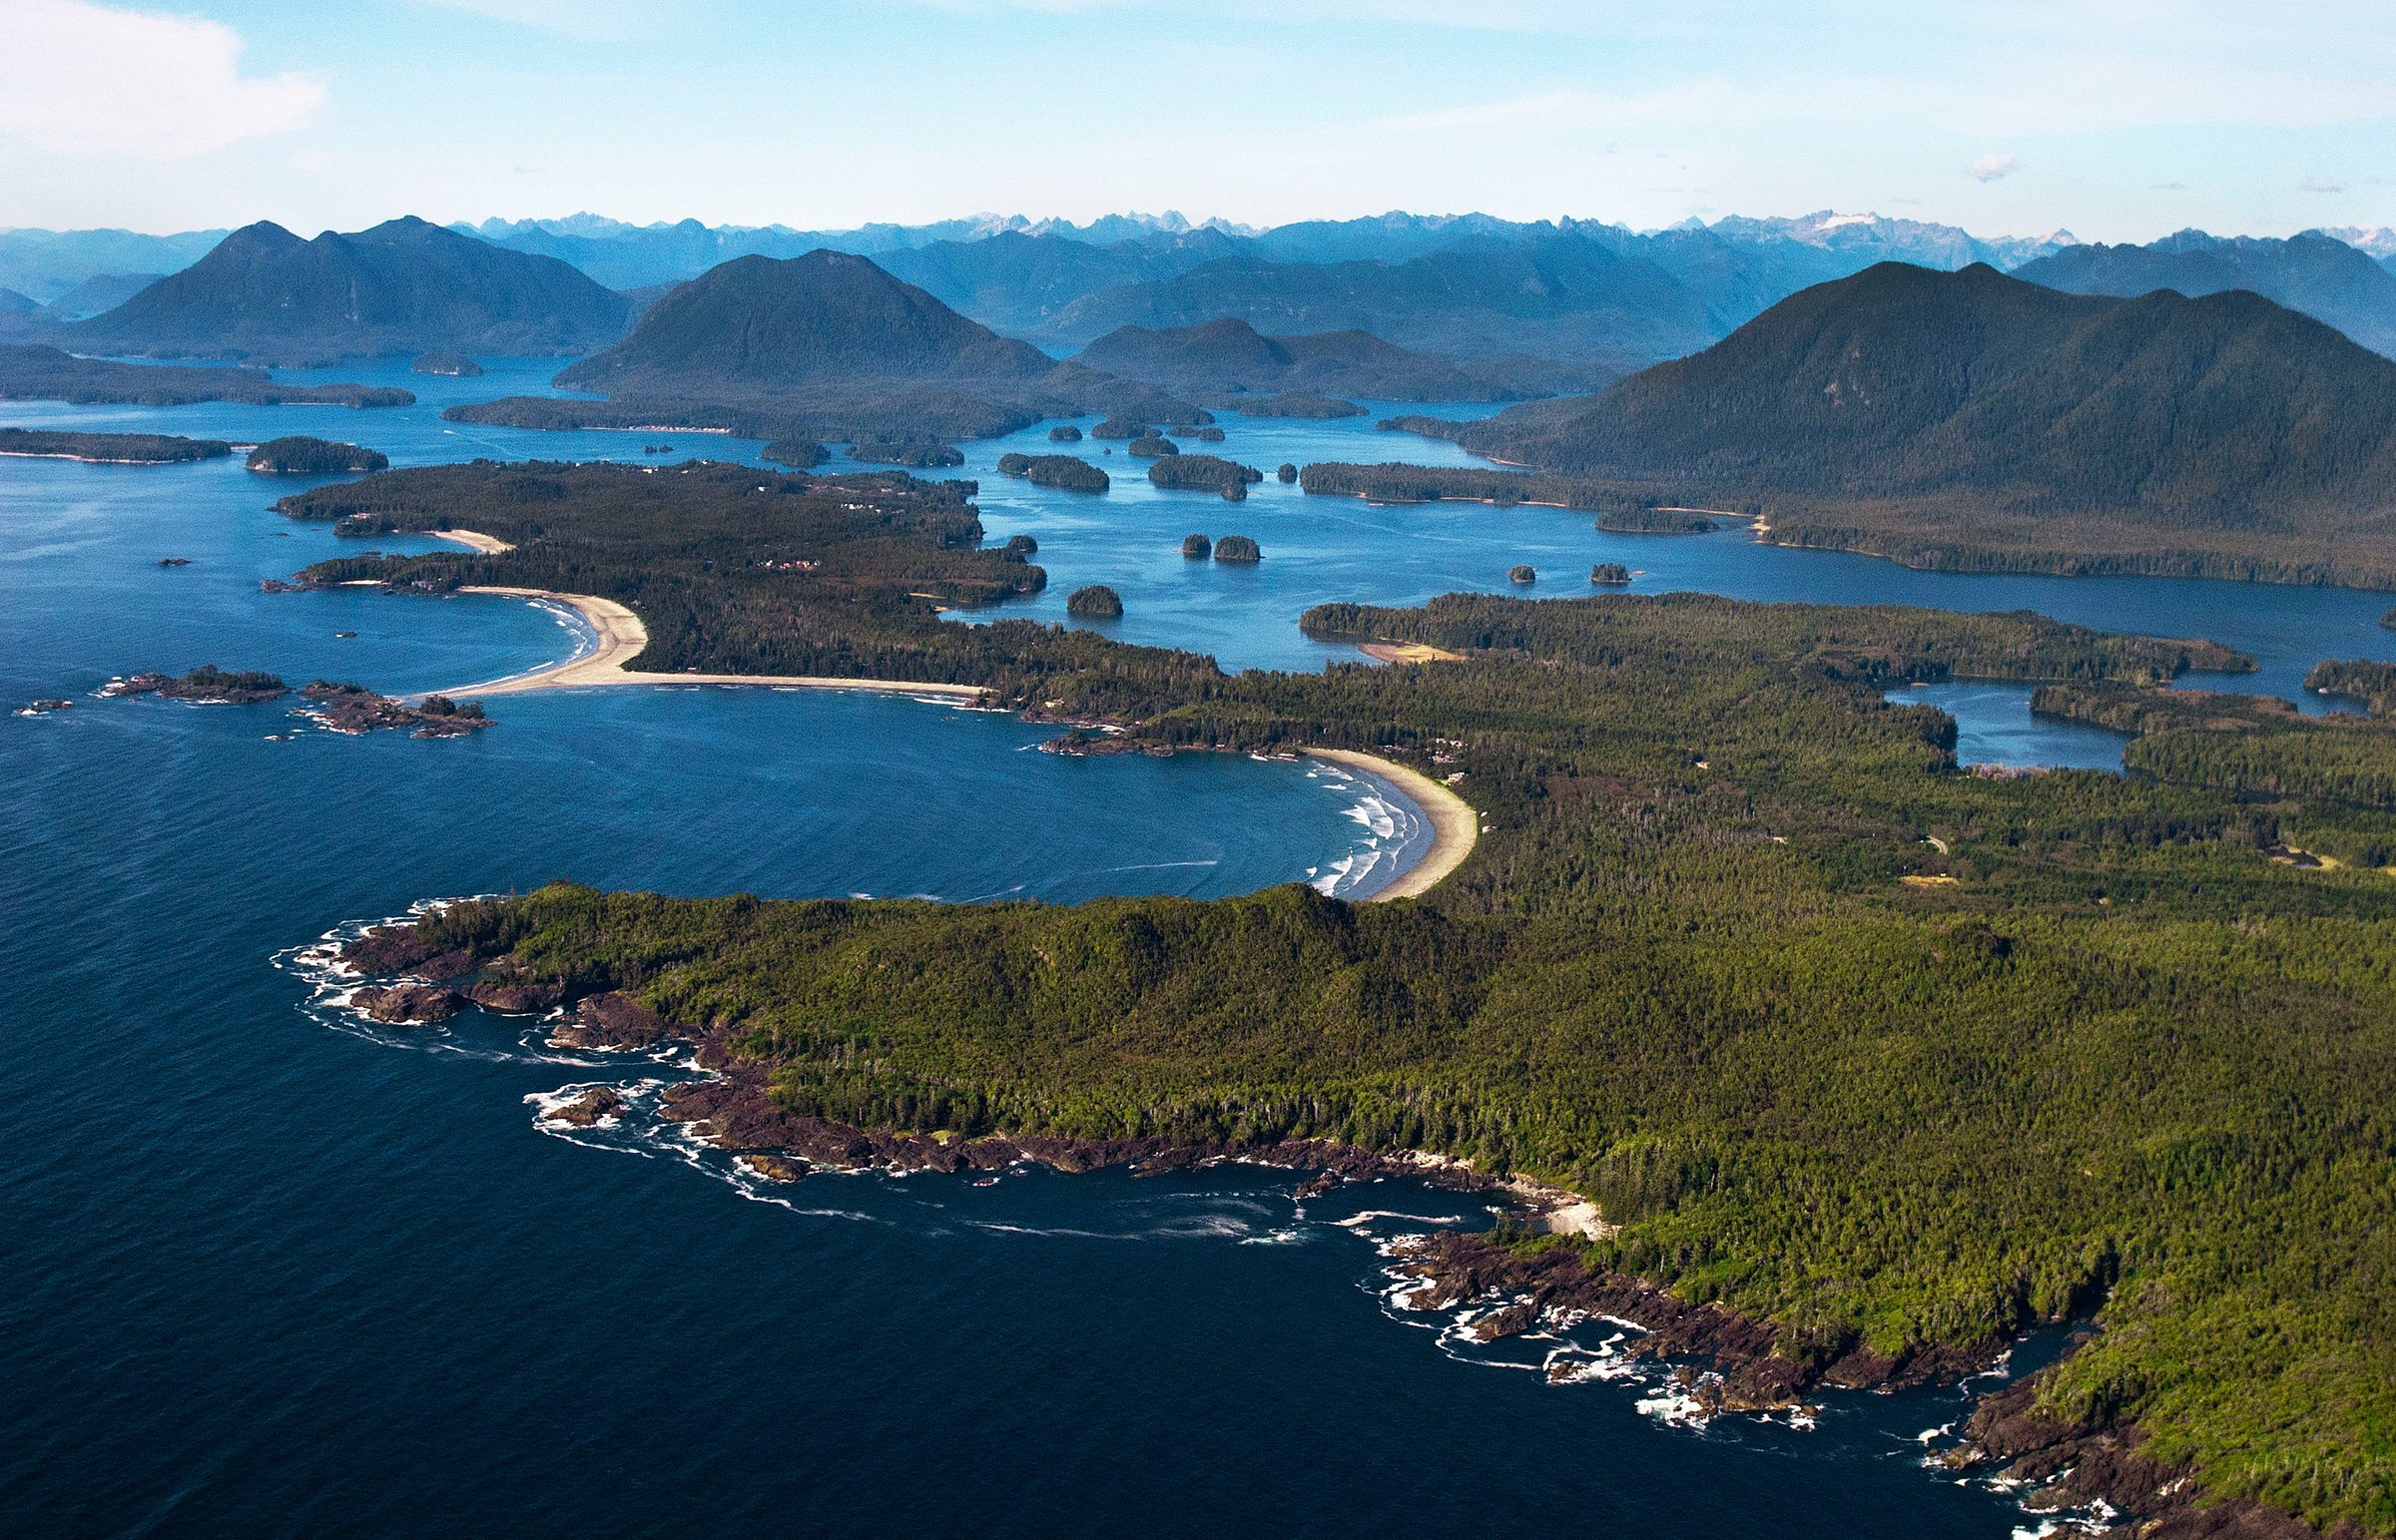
xmin=5 ymin=354 xmax=2384 ymax=1534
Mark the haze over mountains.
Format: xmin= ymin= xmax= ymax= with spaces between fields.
xmin=2013 ymin=231 xmax=2396 ymax=357
xmin=16 ymin=207 xmax=2396 ymax=419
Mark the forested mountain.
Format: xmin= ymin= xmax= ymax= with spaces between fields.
xmin=70 ymin=217 xmax=631 ymax=364
xmin=1072 ymin=316 xmax=1566 ymax=401
xmin=1445 ymin=261 xmax=2396 ymax=584
xmin=2014 ymin=230 xmax=2396 ymax=356
xmin=554 ymin=250 xmax=1055 ymax=395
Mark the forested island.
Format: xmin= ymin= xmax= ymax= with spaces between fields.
xmin=1147 ymin=453 xmax=1263 ymax=499
xmin=0 ymin=427 xmax=231 ymax=464
xmin=0 ymin=344 xmax=411 ymax=408
xmin=1299 ymin=460 xmax=1654 ymax=512
xmin=1065 ymin=584 xmax=1123 ymax=619
xmin=1237 ymin=389 xmax=1364 ymax=418
xmin=245 ymin=436 xmax=389 ymax=474
xmin=847 ymin=437 xmax=964 ymax=468
xmin=996 ymin=452 xmax=1109 ymax=492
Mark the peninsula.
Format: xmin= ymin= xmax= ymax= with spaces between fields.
xmin=0 ymin=427 xmax=232 ymax=464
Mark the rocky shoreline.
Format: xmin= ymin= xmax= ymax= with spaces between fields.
xmin=329 ymin=909 xmax=2333 ymax=1540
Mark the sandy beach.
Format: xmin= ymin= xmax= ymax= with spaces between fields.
xmin=433 ymin=585 xmax=988 ymax=702
xmin=424 ymin=559 xmax=1478 ymax=896
xmin=1303 ymin=749 xmax=1480 ymax=900
xmin=428 ymin=529 xmax=516 ymax=555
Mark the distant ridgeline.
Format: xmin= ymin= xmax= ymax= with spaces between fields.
xmin=2013 ymin=230 xmax=2396 ymax=359
xmin=67 ymin=217 xmax=632 ymax=366
xmin=1415 ymin=263 xmax=2396 ymax=588
xmin=1070 ymin=316 xmax=1553 ymax=404
xmin=324 ymin=497 xmax=2396 ymax=1533
xmin=0 ymin=345 xmax=411 ymax=408
xmin=453 ymin=250 xmax=1202 ymax=447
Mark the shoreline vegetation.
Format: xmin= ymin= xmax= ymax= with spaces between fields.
xmin=0 ymin=343 xmax=412 ymax=409
xmin=276 ymin=458 xmax=2396 ymax=1537
xmin=0 ymin=426 xmax=235 ymax=464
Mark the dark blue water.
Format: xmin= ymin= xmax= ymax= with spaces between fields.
xmin=6 ymin=353 xmax=2378 ymax=1534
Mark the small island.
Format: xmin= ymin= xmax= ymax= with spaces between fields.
xmin=1089 ymin=415 xmax=1146 ymax=440
xmin=301 ymin=683 xmax=491 ymax=738
xmin=1276 ymin=462 xmax=1297 ymax=484
xmin=1597 ymin=507 xmax=1719 ymax=535
xmin=1126 ymin=433 xmax=1179 ymax=459
xmin=1508 ymin=564 xmax=1537 ymax=584
xmin=103 ymin=665 xmax=291 ymax=704
xmin=1590 ymin=562 xmax=1631 ymax=585
xmin=410 ymin=350 xmax=484 ymax=377
xmin=1239 ymin=389 xmax=1365 ymax=419
xmin=995 ymin=452 xmax=1109 ymax=493
xmin=0 ymin=427 xmax=232 ymax=464
xmin=763 ymin=438 xmax=828 ymax=469
xmin=1048 ymin=424 xmax=1083 ymax=442
xmin=1181 ymin=533 xmax=1212 ymax=559
xmin=848 ymin=437 xmax=964 ymax=468
xmin=1212 ymin=534 xmax=1261 ymax=563
xmin=1148 ymin=454 xmax=1264 ymax=501
xmin=1003 ymin=534 xmax=1038 ymax=557
xmin=1300 ymin=461 xmax=1648 ymax=513
xmin=1065 ymin=584 xmax=1124 ymax=619
xmin=246 ymin=436 xmax=390 ymax=475
xmin=1188 ymin=426 xmax=1227 ymax=443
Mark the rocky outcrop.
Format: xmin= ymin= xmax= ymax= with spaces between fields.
xmin=547 ymin=991 xmax=671 ymax=1051
xmin=545 ymin=1087 xmax=625 ymax=1127
xmin=350 ymin=983 xmax=463 ymax=1024
xmin=1944 ymin=1373 xmax=2339 ymax=1539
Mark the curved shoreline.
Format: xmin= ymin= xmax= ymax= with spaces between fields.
xmin=430 ymin=585 xmax=988 ymax=702
xmin=1305 ymin=749 xmax=1479 ymax=900
xmin=415 ymin=549 xmax=1478 ymax=897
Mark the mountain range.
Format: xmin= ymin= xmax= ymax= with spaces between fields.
xmin=2013 ymin=231 xmax=2396 ymax=357
xmin=69 ymin=218 xmax=631 ymax=364
xmin=1437 ymin=261 xmax=2396 ymax=585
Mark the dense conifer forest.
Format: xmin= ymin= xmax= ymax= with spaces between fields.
xmin=292 ymin=459 xmax=2396 ymax=1533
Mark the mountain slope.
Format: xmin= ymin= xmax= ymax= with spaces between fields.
xmin=553 ymin=250 xmax=1056 ymax=396
xmin=1452 ymin=261 xmax=2396 ymax=585
xmin=2014 ymin=230 xmax=2396 ymax=356
xmin=1072 ymin=316 xmax=1563 ymax=401
xmin=71 ymin=217 xmax=631 ymax=364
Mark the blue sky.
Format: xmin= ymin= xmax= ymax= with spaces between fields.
xmin=5 ymin=0 xmax=2392 ymax=241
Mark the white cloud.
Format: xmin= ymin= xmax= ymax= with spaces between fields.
xmin=0 ymin=0 xmax=321 ymax=159
xmin=1966 ymin=154 xmax=2020 ymax=183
